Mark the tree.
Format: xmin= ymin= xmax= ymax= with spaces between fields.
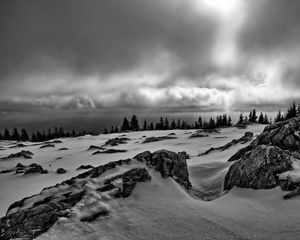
xmin=20 ymin=129 xmax=29 ymax=141
xmin=258 ymin=112 xmax=264 ymax=124
xmin=198 ymin=117 xmax=203 ymax=129
xmin=286 ymin=102 xmax=297 ymax=120
xmin=149 ymin=122 xmax=154 ymax=130
xmin=164 ymin=118 xmax=170 ymax=130
xmin=275 ymin=110 xmax=283 ymax=123
xmin=3 ymin=128 xmax=10 ymax=140
xmin=121 ymin=118 xmax=130 ymax=131
xmin=31 ymin=133 xmax=37 ymax=142
xmin=104 ymin=128 xmax=109 ymax=134
xmin=238 ymin=114 xmax=244 ymax=124
xmin=11 ymin=128 xmax=20 ymax=141
xmin=130 ymin=115 xmax=139 ymax=131
xmin=228 ymin=116 xmax=232 ymax=126
xmin=170 ymin=120 xmax=176 ymax=129
xmin=114 ymin=126 xmax=119 ymax=133
xmin=249 ymin=109 xmax=257 ymax=123
xmin=143 ymin=120 xmax=147 ymax=131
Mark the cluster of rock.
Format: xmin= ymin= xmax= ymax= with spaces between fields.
xmin=142 ymin=135 xmax=177 ymax=143
xmin=1 ymin=150 xmax=33 ymax=160
xmin=224 ymin=117 xmax=300 ymax=198
xmin=200 ymin=132 xmax=253 ymax=156
xmin=104 ymin=137 xmax=130 ymax=146
xmin=0 ymin=149 xmax=191 ymax=240
xmin=39 ymin=144 xmax=55 ymax=149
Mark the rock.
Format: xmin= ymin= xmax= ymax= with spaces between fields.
xmin=76 ymin=165 xmax=94 ymax=170
xmin=56 ymin=168 xmax=67 ymax=174
xmin=92 ymin=149 xmax=127 ymax=155
xmin=9 ymin=143 xmax=27 ymax=149
xmin=235 ymin=123 xmax=248 ymax=129
xmin=142 ymin=135 xmax=177 ymax=143
xmin=58 ymin=147 xmax=68 ymax=151
xmin=203 ymin=129 xmax=220 ymax=133
xmin=224 ymin=145 xmax=293 ymax=190
xmin=134 ymin=149 xmax=191 ymax=190
xmin=122 ymin=168 xmax=151 ymax=197
xmin=40 ymin=144 xmax=55 ymax=149
xmin=16 ymin=163 xmax=25 ymax=168
xmin=24 ymin=164 xmax=48 ymax=175
xmin=189 ymin=133 xmax=209 ymax=138
xmin=87 ymin=145 xmax=104 ymax=150
xmin=200 ymin=132 xmax=254 ymax=156
xmin=46 ymin=140 xmax=62 ymax=144
xmin=0 ymin=150 xmax=191 ymax=239
xmin=1 ymin=150 xmax=33 ymax=160
xmin=104 ymin=137 xmax=130 ymax=146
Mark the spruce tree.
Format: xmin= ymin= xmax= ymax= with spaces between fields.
xmin=121 ymin=118 xmax=130 ymax=131
xmin=170 ymin=120 xmax=176 ymax=129
xmin=143 ymin=120 xmax=147 ymax=131
xmin=164 ymin=118 xmax=170 ymax=130
xmin=11 ymin=128 xmax=20 ymax=141
xmin=3 ymin=128 xmax=10 ymax=140
xmin=130 ymin=115 xmax=139 ymax=131
xmin=20 ymin=129 xmax=29 ymax=141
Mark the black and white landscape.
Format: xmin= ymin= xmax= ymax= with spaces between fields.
xmin=1 ymin=0 xmax=300 ymax=239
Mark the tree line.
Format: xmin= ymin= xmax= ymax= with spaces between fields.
xmin=274 ymin=102 xmax=300 ymax=122
xmin=104 ymin=114 xmax=233 ymax=134
xmin=238 ymin=109 xmax=270 ymax=125
xmin=0 ymin=127 xmax=89 ymax=142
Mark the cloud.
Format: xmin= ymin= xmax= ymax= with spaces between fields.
xmin=0 ymin=0 xmax=300 ymax=114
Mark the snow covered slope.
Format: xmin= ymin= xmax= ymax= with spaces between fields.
xmin=2 ymin=124 xmax=300 ymax=239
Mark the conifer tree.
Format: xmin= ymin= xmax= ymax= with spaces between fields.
xmin=121 ymin=118 xmax=130 ymax=131
xmin=20 ymin=129 xmax=29 ymax=141
xmin=130 ymin=115 xmax=139 ymax=131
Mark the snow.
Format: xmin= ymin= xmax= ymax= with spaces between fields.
xmin=3 ymin=124 xmax=300 ymax=239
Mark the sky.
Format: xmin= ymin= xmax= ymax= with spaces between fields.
xmin=1 ymin=0 xmax=300 ymax=130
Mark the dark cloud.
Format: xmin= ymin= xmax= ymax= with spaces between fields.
xmin=1 ymin=0 xmax=300 ymax=114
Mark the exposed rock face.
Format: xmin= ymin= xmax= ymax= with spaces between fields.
xmin=224 ymin=145 xmax=293 ymax=190
xmin=1 ymin=150 xmax=33 ymax=160
xmin=57 ymin=148 xmax=68 ymax=151
xmin=134 ymin=149 xmax=191 ymax=190
xmin=0 ymin=150 xmax=190 ymax=239
xmin=200 ymin=132 xmax=253 ymax=156
xmin=9 ymin=143 xmax=27 ymax=149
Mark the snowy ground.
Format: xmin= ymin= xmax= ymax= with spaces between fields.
xmin=2 ymin=124 xmax=300 ymax=239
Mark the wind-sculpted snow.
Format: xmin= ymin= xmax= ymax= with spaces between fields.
xmin=0 ymin=150 xmax=190 ymax=240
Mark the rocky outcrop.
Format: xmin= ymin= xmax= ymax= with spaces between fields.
xmin=104 ymin=137 xmax=130 ymax=146
xmin=225 ymin=117 xmax=300 ymax=198
xmin=9 ymin=143 xmax=27 ymax=149
xmin=142 ymin=135 xmax=177 ymax=143
xmin=134 ymin=150 xmax=191 ymax=190
xmin=1 ymin=150 xmax=33 ymax=160
xmin=224 ymin=145 xmax=293 ymax=190
xmin=57 ymin=148 xmax=68 ymax=151
xmin=200 ymin=132 xmax=253 ymax=156
xmin=0 ymin=150 xmax=190 ymax=240
xmin=229 ymin=118 xmax=300 ymax=162
xmin=88 ymin=145 xmax=104 ymax=150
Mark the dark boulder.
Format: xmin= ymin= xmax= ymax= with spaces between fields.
xmin=142 ymin=135 xmax=177 ymax=143
xmin=56 ymin=168 xmax=67 ymax=174
xmin=104 ymin=137 xmax=130 ymax=146
xmin=92 ymin=149 xmax=127 ymax=155
xmin=224 ymin=145 xmax=293 ymax=190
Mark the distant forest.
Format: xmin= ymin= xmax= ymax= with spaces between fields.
xmin=0 ymin=102 xmax=298 ymax=142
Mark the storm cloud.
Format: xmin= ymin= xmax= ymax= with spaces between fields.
xmin=1 ymin=0 xmax=300 ymax=113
